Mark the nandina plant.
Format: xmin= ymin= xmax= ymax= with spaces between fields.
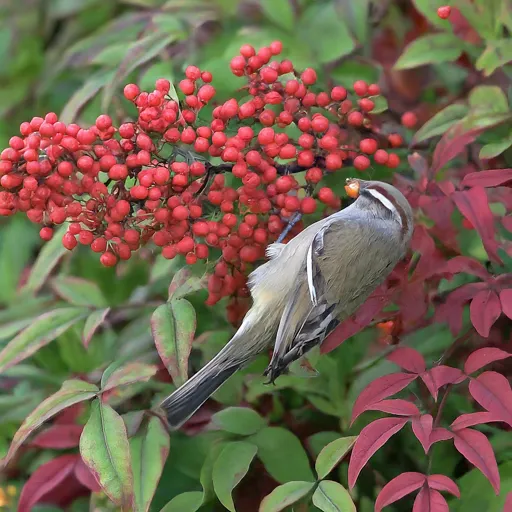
xmin=0 ymin=1 xmax=511 ymax=511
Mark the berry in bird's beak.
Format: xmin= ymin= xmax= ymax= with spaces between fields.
xmin=345 ymin=178 xmax=360 ymax=198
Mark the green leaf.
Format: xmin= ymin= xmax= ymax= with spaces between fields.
xmin=260 ymin=0 xmax=294 ymax=31
xmin=0 ymin=307 xmax=89 ymax=373
xmin=0 ymin=379 xmax=98 ymax=468
xmin=131 ymin=416 xmax=170 ymax=512
xmin=102 ymin=363 xmax=158 ymax=392
xmin=315 ymin=436 xmax=358 ymax=480
xmin=479 ymin=134 xmax=512 ymax=160
xmin=211 ymin=407 xmax=266 ymax=435
xmin=412 ymin=104 xmax=469 ymax=143
xmin=312 ymin=480 xmax=356 ymax=512
xmin=80 ymin=400 xmax=134 ymax=509
xmin=0 ymin=216 xmax=39 ymax=304
xmin=259 ymin=481 xmax=315 ymax=512
xmin=168 ymin=267 xmax=207 ymax=300
xmin=19 ymin=224 xmax=68 ymax=295
xmin=82 ymin=308 xmax=110 ymax=348
xmin=469 ymin=85 xmax=509 ymax=115
xmin=60 ymin=70 xmax=115 ymax=124
xmin=334 ymin=0 xmax=369 ymax=43
xmin=369 ymin=95 xmax=387 ymax=114
xmin=298 ymin=3 xmax=355 ymax=63
xmin=476 ymin=39 xmax=512 ymax=77
xmin=101 ymin=32 xmax=180 ymax=110
xmin=394 ymin=34 xmax=464 ymax=70
xmin=51 ymin=276 xmax=108 ymax=307
xmin=151 ymin=299 xmax=196 ymax=386
xmin=212 ymin=441 xmax=257 ymax=512
xmin=250 ymin=427 xmax=315 ymax=483
xmin=160 ymin=491 xmax=203 ymax=512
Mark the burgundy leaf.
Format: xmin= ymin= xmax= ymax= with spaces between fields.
xmin=351 ymin=373 xmax=418 ymax=423
xmin=434 ymin=283 xmax=487 ymax=336
xmin=74 ymin=457 xmax=101 ymax=492
xmin=387 ymin=347 xmax=426 ymax=374
xmin=31 ymin=424 xmax=83 ymax=449
xmin=443 ymin=256 xmax=490 ymax=280
xmin=348 ymin=417 xmax=408 ymax=488
xmin=461 ymin=169 xmax=512 ymax=188
xmin=500 ymin=289 xmax=512 ymax=320
xmin=411 ymin=414 xmax=434 ymax=453
xmin=469 ymin=371 xmax=512 ymax=427
xmin=453 ymin=428 xmax=500 ymax=494
xmin=413 ymin=485 xmax=449 ymax=512
xmin=17 ymin=454 xmax=78 ymax=512
xmin=427 ymin=475 xmax=460 ymax=497
xmin=431 ymin=124 xmax=479 ymax=175
xmin=464 ymin=347 xmax=511 ymax=374
xmin=503 ymin=216 xmax=512 ymax=233
xmin=504 ymin=491 xmax=512 ymax=512
xmin=421 ymin=366 xmax=466 ymax=401
xmin=429 ymin=428 xmax=454 ymax=444
xmin=322 ymin=289 xmax=390 ymax=353
xmin=452 ymin=188 xmax=501 ymax=262
xmin=470 ymin=290 xmax=502 ymax=337
xmin=451 ymin=412 xmax=503 ymax=430
xmin=375 ymin=472 xmax=425 ymax=512
xmin=366 ymin=399 xmax=420 ymax=417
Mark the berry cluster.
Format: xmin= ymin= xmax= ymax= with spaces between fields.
xmin=0 ymin=41 xmax=403 ymax=306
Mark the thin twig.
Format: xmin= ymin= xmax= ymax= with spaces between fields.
xmin=277 ymin=212 xmax=303 ymax=243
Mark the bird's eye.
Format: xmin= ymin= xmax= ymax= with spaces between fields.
xmin=345 ymin=179 xmax=360 ymax=198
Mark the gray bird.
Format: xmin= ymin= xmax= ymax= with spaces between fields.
xmin=161 ymin=178 xmax=414 ymax=429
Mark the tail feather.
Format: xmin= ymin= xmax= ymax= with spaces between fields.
xmin=161 ymin=363 xmax=240 ymax=430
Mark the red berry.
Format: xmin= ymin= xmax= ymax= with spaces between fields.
xmin=401 ymin=111 xmax=418 ymax=129
xmin=39 ymin=227 xmax=53 ymax=241
xmin=100 ymin=252 xmax=117 ymax=267
xmin=388 ymin=133 xmax=403 ymax=148
xmin=173 ymin=205 xmax=189 ymax=220
xmin=359 ymin=138 xmax=378 ymax=154
xmin=318 ymin=187 xmax=335 ymax=204
xmin=311 ymin=115 xmax=329 ymax=132
xmin=348 ymin=111 xmax=364 ymax=126
xmin=301 ymin=197 xmax=317 ymax=214
xmin=353 ymin=80 xmax=368 ymax=97
xmin=387 ymin=153 xmax=400 ymax=168
xmin=437 ymin=5 xmax=451 ymax=19
xmin=62 ymin=232 xmax=77 ymax=250
xmin=306 ymin=167 xmax=323 ymax=183
xmin=374 ymin=149 xmax=389 ymax=165
xmin=124 ymin=84 xmax=140 ymax=100
xmin=301 ymin=68 xmax=317 ymax=85
xmin=240 ymin=44 xmax=255 ymax=58
xmin=331 ymin=86 xmax=347 ymax=101
xmin=359 ymin=98 xmax=375 ymax=112
xmin=368 ymin=83 xmax=380 ymax=96
xmin=185 ymin=66 xmax=201 ymax=80
xmin=354 ymin=155 xmax=370 ymax=171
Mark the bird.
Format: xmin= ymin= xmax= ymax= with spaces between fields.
xmin=161 ymin=178 xmax=414 ymax=429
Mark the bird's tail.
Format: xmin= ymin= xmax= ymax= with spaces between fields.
xmin=160 ymin=346 xmax=242 ymax=430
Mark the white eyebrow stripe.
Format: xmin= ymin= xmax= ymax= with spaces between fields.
xmin=366 ymin=188 xmax=402 ymax=226
xmin=306 ymin=243 xmax=317 ymax=306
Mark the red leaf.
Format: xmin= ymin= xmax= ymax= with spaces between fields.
xmin=427 ymin=475 xmax=460 ymax=497
xmin=451 ymin=412 xmax=502 ymax=430
xmin=453 ymin=428 xmax=500 ymax=494
xmin=411 ymin=414 xmax=433 ymax=453
xmin=469 ymin=371 xmax=512 ymax=427
xmin=351 ymin=373 xmax=418 ymax=423
xmin=74 ymin=457 xmax=101 ymax=492
xmin=413 ymin=486 xmax=449 ymax=512
xmin=17 ymin=454 xmax=78 ymax=512
xmin=434 ymin=283 xmax=487 ymax=336
xmin=470 ymin=290 xmax=502 ymax=337
xmin=443 ymin=256 xmax=490 ymax=280
xmin=366 ymin=399 xmax=420 ymax=417
xmin=348 ymin=417 xmax=408 ymax=488
xmin=321 ymin=288 xmax=390 ymax=353
xmin=375 ymin=472 xmax=425 ymax=512
xmin=387 ymin=347 xmax=426 ymax=374
xmin=504 ymin=491 xmax=512 ymax=512
xmin=429 ymin=427 xmax=454 ymax=444
xmin=464 ymin=347 xmax=511 ymax=374
xmin=420 ymin=366 xmax=466 ymax=401
xmin=54 ymin=403 xmax=84 ymax=425
xmin=431 ymin=124 xmax=479 ymax=175
xmin=461 ymin=169 xmax=512 ymax=188
xmin=452 ymin=188 xmax=501 ymax=262
xmin=31 ymin=424 xmax=83 ymax=449
xmin=500 ymin=289 xmax=512 ymax=320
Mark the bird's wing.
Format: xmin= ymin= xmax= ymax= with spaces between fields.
xmin=265 ymin=214 xmax=402 ymax=382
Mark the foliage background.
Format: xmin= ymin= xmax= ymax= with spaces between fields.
xmin=0 ymin=0 xmax=511 ymax=511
